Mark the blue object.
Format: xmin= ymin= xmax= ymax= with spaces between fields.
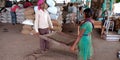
xmin=97 ymin=18 xmax=104 ymax=21
xmin=71 ymin=0 xmax=76 ymax=3
xmin=76 ymin=0 xmax=82 ymax=3
xmin=11 ymin=12 xmax=17 ymax=24
xmin=86 ymin=0 xmax=91 ymax=2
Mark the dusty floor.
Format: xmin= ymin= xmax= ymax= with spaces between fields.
xmin=0 ymin=23 xmax=120 ymax=60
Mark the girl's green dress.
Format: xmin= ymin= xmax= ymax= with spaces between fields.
xmin=78 ymin=21 xmax=93 ymax=60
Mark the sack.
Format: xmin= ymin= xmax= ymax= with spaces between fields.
xmin=50 ymin=14 xmax=59 ymax=20
xmin=22 ymin=25 xmax=33 ymax=30
xmin=52 ymin=20 xmax=61 ymax=26
xmin=47 ymin=7 xmax=57 ymax=14
xmin=24 ymin=7 xmax=34 ymax=15
xmin=52 ymin=26 xmax=62 ymax=32
xmin=25 ymin=15 xmax=35 ymax=20
xmin=22 ymin=19 xmax=34 ymax=25
xmin=56 ymin=6 xmax=61 ymax=13
xmin=46 ymin=0 xmax=55 ymax=7
xmin=21 ymin=29 xmax=31 ymax=34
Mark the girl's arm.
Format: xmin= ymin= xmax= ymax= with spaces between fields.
xmin=77 ymin=26 xmax=80 ymax=35
xmin=70 ymin=29 xmax=85 ymax=52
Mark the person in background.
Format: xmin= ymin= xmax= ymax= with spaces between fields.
xmin=68 ymin=3 xmax=73 ymax=13
xmin=77 ymin=6 xmax=84 ymax=36
xmin=72 ymin=3 xmax=77 ymax=14
xmin=67 ymin=3 xmax=77 ymax=25
xmin=11 ymin=2 xmax=19 ymax=25
xmin=23 ymin=0 xmax=32 ymax=8
xmin=34 ymin=0 xmax=53 ymax=54
xmin=77 ymin=6 xmax=84 ymax=23
xmin=71 ymin=8 xmax=94 ymax=60
xmin=71 ymin=3 xmax=77 ymax=24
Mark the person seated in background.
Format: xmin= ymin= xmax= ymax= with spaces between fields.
xmin=96 ymin=8 xmax=103 ymax=20
xmin=67 ymin=3 xmax=77 ymax=25
xmin=76 ymin=6 xmax=84 ymax=24
xmin=68 ymin=3 xmax=73 ymax=13
xmin=71 ymin=3 xmax=77 ymax=25
xmin=101 ymin=9 xmax=114 ymax=38
xmin=23 ymin=0 xmax=32 ymax=8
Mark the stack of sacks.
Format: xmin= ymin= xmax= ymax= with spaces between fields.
xmin=21 ymin=25 xmax=33 ymax=35
xmin=21 ymin=7 xmax=35 ymax=35
xmin=0 ymin=9 xmax=8 ymax=23
xmin=16 ymin=8 xmax=25 ymax=24
xmin=0 ymin=0 xmax=5 ymax=7
xmin=46 ymin=0 xmax=55 ymax=7
xmin=0 ymin=13 xmax=1 ymax=22
xmin=115 ymin=17 xmax=120 ymax=30
xmin=24 ymin=7 xmax=35 ymax=20
xmin=46 ymin=0 xmax=63 ymax=32
xmin=6 ymin=9 xmax=12 ymax=23
xmin=0 ymin=8 xmax=25 ymax=24
xmin=0 ymin=8 xmax=11 ymax=23
xmin=56 ymin=6 xmax=63 ymax=25
xmin=0 ymin=8 xmax=24 ymax=24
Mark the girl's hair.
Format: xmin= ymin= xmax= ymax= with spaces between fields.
xmin=79 ymin=6 xmax=82 ymax=11
xmin=84 ymin=8 xmax=93 ymax=18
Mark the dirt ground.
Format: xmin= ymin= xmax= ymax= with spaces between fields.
xmin=0 ymin=23 xmax=120 ymax=60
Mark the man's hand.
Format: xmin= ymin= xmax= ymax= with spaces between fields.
xmin=70 ymin=46 xmax=75 ymax=52
xmin=35 ymin=32 xmax=39 ymax=37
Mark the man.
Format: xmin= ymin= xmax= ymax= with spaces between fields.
xmin=34 ymin=0 xmax=53 ymax=53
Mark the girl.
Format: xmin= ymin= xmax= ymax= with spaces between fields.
xmin=71 ymin=8 xmax=94 ymax=60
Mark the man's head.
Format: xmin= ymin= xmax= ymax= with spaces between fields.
xmin=37 ymin=0 xmax=45 ymax=10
